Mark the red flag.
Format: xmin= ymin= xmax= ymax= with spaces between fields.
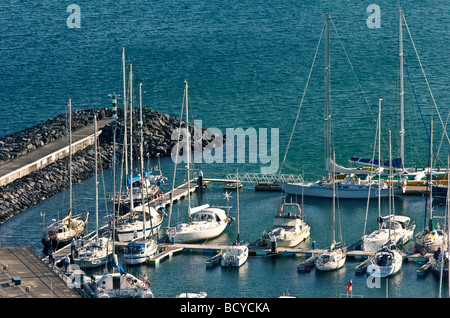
xmin=347 ymin=280 xmax=353 ymax=293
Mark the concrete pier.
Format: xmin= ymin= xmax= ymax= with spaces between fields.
xmin=0 ymin=247 xmax=80 ymax=298
xmin=0 ymin=118 xmax=113 ymax=187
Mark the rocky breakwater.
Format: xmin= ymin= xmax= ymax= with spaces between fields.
xmin=0 ymin=107 xmax=220 ymax=225
xmin=0 ymin=108 xmax=111 ymax=165
xmin=99 ymin=108 xmax=222 ymax=159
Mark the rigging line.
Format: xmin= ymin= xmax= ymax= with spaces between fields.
xmin=404 ymin=61 xmax=439 ymax=162
xmin=329 ymin=17 xmax=375 ymax=123
xmin=167 ymin=85 xmax=186 ymax=228
xmin=402 ymin=13 xmax=450 ymax=148
xmin=363 ymin=109 xmax=380 ymax=237
xmin=436 ymin=110 xmax=450 ymax=167
xmin=278 ymin=19 xmax=326 ymax=175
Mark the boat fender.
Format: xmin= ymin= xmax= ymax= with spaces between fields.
xmin=298 ymin=207 xmax=301 ymax=215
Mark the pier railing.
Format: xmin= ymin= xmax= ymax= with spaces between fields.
xmin=222 ymin=173 xmax=304 ymax=184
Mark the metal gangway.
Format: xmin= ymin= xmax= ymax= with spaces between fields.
xmin=221 ymin=173 xmax=304 ymax=184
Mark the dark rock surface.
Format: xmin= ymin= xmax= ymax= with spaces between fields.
xmin=0 ymin=107 xmax=219 ymax=225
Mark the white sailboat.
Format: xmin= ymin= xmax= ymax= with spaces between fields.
xmin=261 ymin=201 xmax=310 ymax=248
xmin=366 ymin=131 xmax=404 ymax=278
xmin=115 ymin=63 xmax=164 ymax=242
xmin=315 ymin=151 xmax=346 ymax=271
xmin=41 ymin=99 xmax=89 ymax=255
xmin=72 ymin=116 xmax=113 ymax=268
xmin=222 ymin=173 xmax=248 ymax=268
xmin=362 ymin=101 xmax=415 ymax=252
xmin=110 ymin=51 xmax=165 ymax=213
xmin=167 ymin=81 xmax=230 ymax=243
xmin=280 ymin=14 xmax=400 ymax=200
xmin=124 ymin=83 xmax=158 ymax=265
xmin=366 ymin=244 xmax=403 ymax=278
xmin=93 ymin=260 xmax=154 ymax=298
xmin=351 ymin=8 xmax=448 ymax=185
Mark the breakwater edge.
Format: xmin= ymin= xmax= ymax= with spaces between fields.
xmin=0 ymin=107 xmax=212 ymax=224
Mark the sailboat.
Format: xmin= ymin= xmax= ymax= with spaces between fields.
xmin=221 ymin=172 xmax=248 ymax=268
xmin=115 ymin=63 xmax=164 ymax=242
xmin=414 ymin=118 xmax=446 ymax=255
xmin=362 ymin=100 xmax=415 ymax=252
xmin=366 ymin=131 xmax=404 ymax=278
xmin=167 ymin=81 xmax=230 ymax=243
xmin=261 ymin=200 xmax=310 ymax=248
xmin=432 ymin=155 xmax=450 ymax=281
xmin=71 ymin=116 xmax=113 ymax=268
xmin=124 ymin=83 xmax=158 ymax=265
xmin=110 ymin=49 xmax=165 ymax=214
xmin=280 ymin=14 xmax=401 ymax=200
xmin=92 ymin=255 xmax=154 ymax=298
xmin=366 ymin=243 xmax=403 ymax=278
xmin=315 ymin=151 xmax=346 ymax=271
xmin=350 ymin=8 xmax=447 ymax=185
xmin=41 ymin=99 xmax=89 ymax=255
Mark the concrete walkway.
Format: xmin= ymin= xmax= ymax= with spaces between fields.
xmin=0 ymin=118 xmax=113 ymax=187
xmin=0 ymin=247 xmax=80 ymax=298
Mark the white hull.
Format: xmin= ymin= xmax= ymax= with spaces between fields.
xmin=221 ymin=245 xmax=249 ymax=267
xmin=363 ymin=216 xmax=415 ymax=251
xmin=367 ymin=249 xmax=403 ymax=278
xmin=124 ymin=240 xmax=158 ymax=265
xmin=171 ymin=206 xmax=230 ymax=243
xmin=282 ymin=181 xmax=403 ymax=199
xmin=174 ymin=221 xmax=229 ymax=243
xmin=116 ymin=219 xmax=162 ymax=242
xmin=265 ymin=226 xmax=310 ymax=248
xmin=315 ymin=249 xmax=346 ymax=272
xmin=363 ymin=229 xmax=414 ymax=252
xmin=72 ymin=238 xmax=114 ymax=269
xmin=94 ymin=273 xmax=154 ymax=298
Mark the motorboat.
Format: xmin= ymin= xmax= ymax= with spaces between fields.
xmin=171 ymin=204 xmax=230 ymax=243
xmin=261 ymin=202 xmax=310 ymax=247
xmin=362 ymin=215 xmax=415 ymax=252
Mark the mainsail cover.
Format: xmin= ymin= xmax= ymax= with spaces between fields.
xmin=326 ymin=158 xmax=373 ymax=175
xmin=349 ymin=157 xmax=402 ymax=169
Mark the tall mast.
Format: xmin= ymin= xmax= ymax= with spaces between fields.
xmin=236 ymin=169 xmax=240 ymax=244
xmin=428 ymin=117 xmax=433 ymax=231
xmin=139 ymin=83 xmax=147 ymax=238
xmin=112 ymin=98 xmax=117 ymax=251
xmin=68 ymin=98 xmax=72 ymax=213
xmin=389 ymin=130 xmax=392 ymax=240
xmin=185 ymin=80 xmax=191 ymax=222
xmin=94 ymin=115 xmax=99 ymax=240
xmin=122 ymin=48 xmax=128 ymax=184
xmin=129 ymin=64 xmax=134 ymax=211
xmin=332 ymin=150 xmax=336 ymax=245
xmin=325 ymin=13 xmax=332 ymax=180
xmin=399 ymin=7 xmax=405 ymax=170
xmin=378 ymin=99 xmax=382 ymax=231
